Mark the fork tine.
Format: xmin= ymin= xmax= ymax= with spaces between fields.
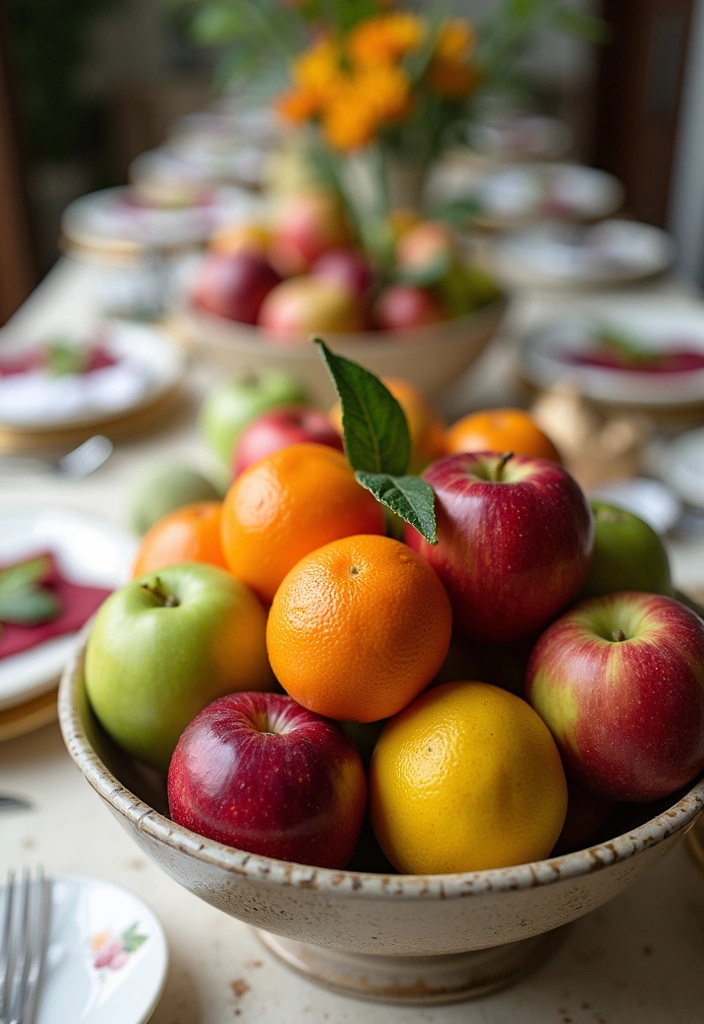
xmin=7 ymin=869 xmax=31 ymax=1024
xmin=20 ymin=868 xmax=49 ymax=1024
xmin=0 ymin=870 xmax=16 ymax=1017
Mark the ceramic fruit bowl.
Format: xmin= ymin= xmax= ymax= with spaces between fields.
xmin=59 ymin=633 xmax=704 ymax=1005
xmin=169 ymin=294 xmax=508 ymax=406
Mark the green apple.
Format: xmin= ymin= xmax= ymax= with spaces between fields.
xmin=199 ymin=370 xmax=308 ymax=464
xmin=129 ymin=465 xmax=222 ymax=535
xmin=579 ymin=501 xmax=673 ymax=600
xmin=85 ymin=563 xmax=272 ymax=772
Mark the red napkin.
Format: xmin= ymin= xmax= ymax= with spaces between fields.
xmin=0 ymin=552 xmax=113 ymax=661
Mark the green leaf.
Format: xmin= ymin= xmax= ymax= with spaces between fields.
xmin=315 ymin=339 xmax=411 ymax=476
xmin=120 ymin=921 xmax=148 ymax=954
xmin=552 ymin=8 xmax=612 ymax=44
xmin=507 ymin=0 xmax=547 ymax=19
xmin=0 ymin=586 xmax=61 ymax=625
xmin=355 ymin=472 xmax=437 ymax=545
xmin=0 ymin=555 xmax=52 ymax=600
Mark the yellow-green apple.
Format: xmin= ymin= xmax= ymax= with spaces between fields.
xmin=526 ymin=591 xmax=704 ymax=802
xmin=311 ymin=246 xmax=373 ymax=297
xmin=395 ymin=220 xmax=457 ymax=284
xmin=406 ymin=452 xmax=593 ymax=644
xmin=192 ymin=251 xmax=281 ymax=324
xmin=258 ymin=277 xmax=363 ymax=341
xmin=85 ymin=564 xmax=272 ymax=773
xmin=167 ymin=691 xmax=367 ymax=867
xmin=199 ymin=370 xmax=308 ymax=464
xmin=579 ymin=501 xmax=673 ymax=600
xmin=269 ymin=192 xmax=350 ymax=276
xmin=233 ymin=405 xmax=343 ymax=476
xmin=373 ymin=285 xmax=445 ymax=331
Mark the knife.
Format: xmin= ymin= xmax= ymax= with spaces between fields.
xmin=0 ymin=795 xmax=32 ymax=811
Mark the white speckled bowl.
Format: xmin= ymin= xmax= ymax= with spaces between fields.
xmin=59 ymin=638 xmax=704 ymax=1005
xmin=169 ymin=295 xmax=508 ymax=406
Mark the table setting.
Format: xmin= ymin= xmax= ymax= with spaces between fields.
xmin=5 ymin=1 xmax=704 ymax=1022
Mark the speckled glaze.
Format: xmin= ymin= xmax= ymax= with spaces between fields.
xmin=59 ymin=636 xmax=704 ymax=1003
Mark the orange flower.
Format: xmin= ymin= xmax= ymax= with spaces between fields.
xmin=292 ymin=37 xmax=344 ymax=97
xmin=435 ymin=19 xmax=475 ymax=63
xmin=277 ymin=88 xmax=321 ymax=123
xmin=427 ymin=19 xmax=478 ymax=100
xmin=348 ymin=13 xmax=424 ymax=65
xmin=322 ymin=62 xmax=412 ymax=151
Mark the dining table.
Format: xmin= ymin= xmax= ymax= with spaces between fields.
xmin=2 ymin=254 xmax=704 ymax=1023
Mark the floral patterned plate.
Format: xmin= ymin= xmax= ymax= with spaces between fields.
xmin=33 ymin=875 xmax=168 ymax=1024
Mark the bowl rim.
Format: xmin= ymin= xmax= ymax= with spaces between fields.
xmin=172 ymin=290 xmax=509 ymax=358
xmin=59 ymin=632 xmax=704 ymax=900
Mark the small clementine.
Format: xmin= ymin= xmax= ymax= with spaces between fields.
xmin=445 ymin=408 xmax=561 ymax=462
xmin=132 ymin=502 xmax=227 ymax=578
xmin=267 ymin=534 xmax=452 ymax=722
xmin=221 ymin=443 xmax=385 ymax=604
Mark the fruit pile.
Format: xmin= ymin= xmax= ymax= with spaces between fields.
xmin=86 ymin=345 xmax=704 ymax=876
xmin=191 ymin=190 xmax=499 ymax=340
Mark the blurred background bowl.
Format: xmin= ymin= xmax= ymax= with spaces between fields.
xmin=169 ymin=294 xmax=509 ymax=405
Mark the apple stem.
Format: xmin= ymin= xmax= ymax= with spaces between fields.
xmin=612 ymin=628 xmax=626 ymax=642
xmin=494 ymin=451 xmax=514 ymax=482
xmin=140 ymin=577 xmax=180 ymax=608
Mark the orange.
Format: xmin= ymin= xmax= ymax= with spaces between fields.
xmin=221 ymin=443 xmax=385 ymax=604
xmin=445 ymin=408 xmax=561 ymax=462
xmin=132 ymin=502 xmax=227 ymax=579
xmin=267 ymin=534 xmax=452 ymax=722
xmin=330 ymin=378 xmax=446 ymax=473
xmin=369 ymin=681 xmax=568 ymax=874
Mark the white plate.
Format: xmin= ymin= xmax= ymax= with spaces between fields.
xmin=466 ymin=163 xmax=623 ymax=227
xmin=467 ymin=114 xmax=573 ymax=161
xmin=489 ymin=219 xmax=674 ymax=289
xmin=62 ymin=186 xmax=255 ymax=250
xmin=0 ymin=508 xmax=135 ymax=711
xmin=661 ymin=428 xmax=704 ymax=509
xmin=0 ymin=320 xmax=185 ymax=431
xmin=518 ymin=299 xmax=704 ymax=408
xmin=28 ymin=874 xmax=168 ymax=1024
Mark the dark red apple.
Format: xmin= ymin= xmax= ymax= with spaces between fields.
xmin=527 ymin=591 xmax=704 ymax=803
xmin=192 ymin=252 xmax=281 ymax=324
xmin=373 ymin=285 xmax=446 ymax=331
xmin=406 ymin=452 xmax=593 ymax=644
xmin=168 ymin=691 xmax=367 ymax=868
xmin=311 ymin=247 xmax=374 ymax=297
xmin=233 ymin=405 xmax=344 ymax=476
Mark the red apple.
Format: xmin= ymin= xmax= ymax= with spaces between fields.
xmin=269 ymin=192 xmax=350 ymax=276
xmin=311 ymin=247 xmax=374 ymax=297
xmin=192 ymin=252 xmax=281 ymax=324
xmin=373 ymin=285 xmax=445 ymax=331
xmin=406 ymin=452 xmax=594 ymax=644
xmin=526 ymin=592 xmax=704 ymax=803
xmin=233 ymin=405 xmax=344 ymax=476
xmin=168 ymin=691 xmax=367 ymax=868
xmin=258 ymin=277 xmax=363 ymax=342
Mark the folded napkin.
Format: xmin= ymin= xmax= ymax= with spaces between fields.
xmin=0 ymin=552 xmax=112 ymax=661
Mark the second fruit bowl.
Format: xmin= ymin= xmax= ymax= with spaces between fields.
xmin=59 ymin=632 xmax=704 ymax=1005
xmin=169 ymin=293 xmax=508 ymax=407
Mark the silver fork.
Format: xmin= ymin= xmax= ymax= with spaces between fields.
xmin=0 ymin=435 xmax=113 ymax=480
xmin=0 ymin=868 xmax=49 ymax=1024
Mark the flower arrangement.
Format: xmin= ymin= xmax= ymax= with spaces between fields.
xmin=172 ymin=0 xmax=606 ymax=263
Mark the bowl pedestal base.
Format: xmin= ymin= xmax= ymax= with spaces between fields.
xmin=256 ymin=925 xmax=569 ymax=1005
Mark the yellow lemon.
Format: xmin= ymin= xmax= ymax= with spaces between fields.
xmin=369 ymin=680 xmax=568 ymax=874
